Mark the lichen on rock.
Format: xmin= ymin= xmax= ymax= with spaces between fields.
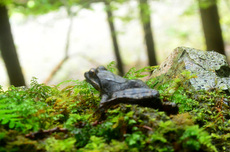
xmin=151 ymin=46 xmax=230 ymax=91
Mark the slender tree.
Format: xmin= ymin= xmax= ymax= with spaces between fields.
xmin=105 ymin=1 xmax=124 ymax=76
xmin=139 ymin=0 xmax=157 ymax=66
xmin=0 ymin=5 xmax=25 ymax=86
xmin=198 ymin=0 xmax=225 ymax=55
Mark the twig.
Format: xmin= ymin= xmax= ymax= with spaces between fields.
xmin=44 ymin=56 xmax=69 ymax=84
xmin=44 ymin=2 xmax=73 ymax=84
xmin=25 ymin=127 xmax=68 ymax=140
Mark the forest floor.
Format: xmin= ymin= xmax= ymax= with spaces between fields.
xmin=0 ymin=65 xmax=229 ymax=151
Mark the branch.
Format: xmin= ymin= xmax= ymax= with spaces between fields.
xmin=25 ymin=127 xmax=68 ymax=140
xmin=44 ymin=3 xmax=73 ymax=84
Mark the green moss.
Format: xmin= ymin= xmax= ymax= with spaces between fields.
xmin=44 ymin=137 xmax=76 ymax=152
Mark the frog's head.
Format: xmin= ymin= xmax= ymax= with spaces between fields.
xmin=84 ymin=66 xmax=107 ymax=92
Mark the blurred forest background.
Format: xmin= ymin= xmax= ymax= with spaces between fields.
xmin=0 ymin=0 xmax=230 ymax=89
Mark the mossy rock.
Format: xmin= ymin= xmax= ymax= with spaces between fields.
xmin=151 ymin=47 xmax=230 ymax=91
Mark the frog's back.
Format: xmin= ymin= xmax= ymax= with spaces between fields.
xmin=97 ymin=71 xmax=128 ymax=93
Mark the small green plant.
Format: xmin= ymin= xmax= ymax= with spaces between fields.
xmin=79 ymin=136 xmax=130 ymax=152
xmin=125 ymin=131 xmax=146 ymax=149
xmin=148 ymin=70 xmax=200 ymax=113
xmin=0 ymin=78 xmax=60 ymax=131
xmin=0 ymin=98 xmax=21 ymax=129
xmin=180 ymin=125 xmax=217 ymax=152
xmin=170 ymin=88 xmax=199 ymax=113
xmin=79 ymin=136 xmax=106 ymax=150
xmin=45 ymin=137 xmax=76 ymax=152
xmin=124 ymin=66 xmax=157 ymax=79
xmin=106 ymin=61 xmax=118 ymax=73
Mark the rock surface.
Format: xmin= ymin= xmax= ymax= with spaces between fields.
xmin=151 ymin=47 xmax=230 ymax=91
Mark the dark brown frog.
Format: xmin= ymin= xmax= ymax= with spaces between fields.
xmin=84 ymin=66 xmax=178 ymax=115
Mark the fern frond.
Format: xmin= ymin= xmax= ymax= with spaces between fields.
xmin=0 ymin=98 xmax=21 ymax=129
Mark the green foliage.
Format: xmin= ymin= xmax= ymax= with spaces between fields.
xmin=199 ymin=0 xmax=217 ymax=9
xmin=80 ymin=136 xmax=106 ymax=150
xmin=149 ymin=70 xmax=199 ymax=113
xmin=74 ymin=120 xmax=122 ymax=148
xmin=45 ymin=137 xmax=76 ymax=152
xmin=181 ymin=3 xmax=197 ymax=16
xmin=124 ymin=66 xmax=157 ymax=79
xmin=6 ymin=0 xmax=94 ymax=16
xmin=79 ymin=136 xmax=130 ymax=152
xmin=0 ymin=0 xmax=11 ymax=5
xmin=147 ymin=120 xmax=217 ymax=152
xmin=2 ymin=65 xmax=230 ymax=151
xmin=0 ymin=78 xmax=58 ymax=131
xmin=139 ymin=0 xmax=152 ymax=24
xmin=106 ymin=61 xmax=118 ymax=73
xmin=170 ymin=88 xmax=199 ymax=113
xmin=125 ymin=131 xmax=146 ymax=149
xmin=180 ymin=125 xmax=217 ymax=151
xmin=8 ymin=0 xmax=62 ymax=15
xmin=0 ymin=98 xmax=21 ymax=129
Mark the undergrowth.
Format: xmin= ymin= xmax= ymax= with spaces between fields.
xmin=0 ymin=62 xmax=229 ymax=151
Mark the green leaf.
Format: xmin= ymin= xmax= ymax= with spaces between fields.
xmin=1 ymin=119 xmax=9 ymax=124
xmin=9 ymin=121 xmax=15 ymax=128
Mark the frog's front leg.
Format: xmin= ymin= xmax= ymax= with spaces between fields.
xmin=100 ymin=94 xmax=109 ymax=107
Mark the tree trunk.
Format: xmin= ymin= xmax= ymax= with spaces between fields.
xmin=139 ymin=0 xmax=157 ymax=66
xmin=198 ymin=0 xmax=225 ymax=55
xmin=0 ymin=5 xmax=26 ymax=86
xmin=105 ymin=2 xmax=124 ymax=76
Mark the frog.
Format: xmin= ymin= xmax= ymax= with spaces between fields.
xmin=84 ymin=66 xmax=178 ymax=115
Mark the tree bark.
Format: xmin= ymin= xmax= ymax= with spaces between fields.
xmin=139 ymin=0 xmax=157 ymax=66
xmin=0 ymin=5 xmax=26 ymax=86
xmin=105 ymin=2 xmax=124 ymax=76
xmin=198 ymin=0 xmax=225 ymax=55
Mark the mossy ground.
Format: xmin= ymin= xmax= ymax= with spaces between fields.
xmin=0 ymin=63 xmax=229 ymax=152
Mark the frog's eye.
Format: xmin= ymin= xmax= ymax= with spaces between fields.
xmin=89 ymin=69 xmax=96 ymax=75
